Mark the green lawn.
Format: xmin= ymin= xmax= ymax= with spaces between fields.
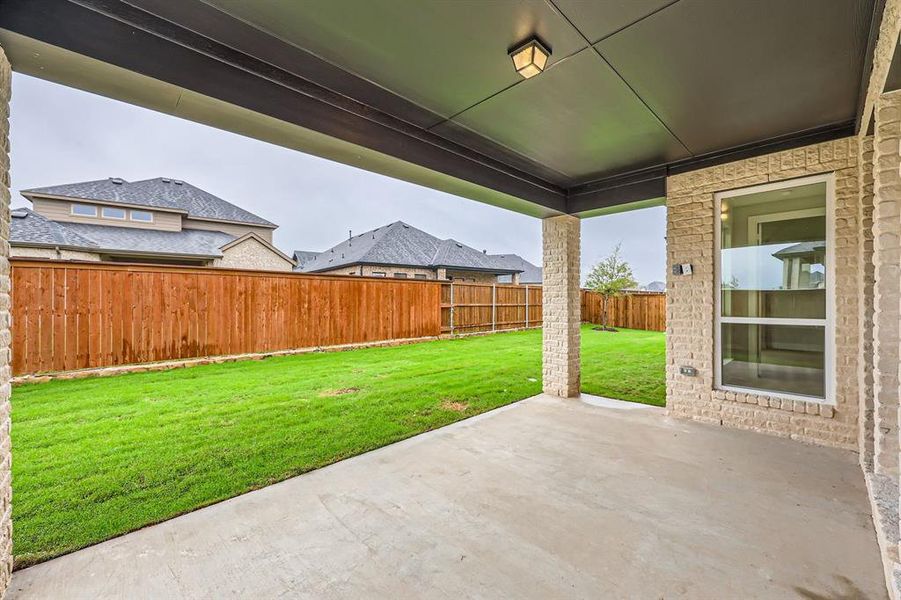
xmin=11 ymin=325 xmax=664 ymax=567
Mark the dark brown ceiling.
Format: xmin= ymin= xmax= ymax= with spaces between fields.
xmin=0 ymin=0 xmax=879 ymax=217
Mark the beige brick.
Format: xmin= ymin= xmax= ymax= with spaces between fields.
xmin=872 ymin=90 xmax=901 ymax=477
xmin=542 ymin=215 xmax=580 ymax=398
xmin=859 ymin=135 xmax=876 ymax=471
xmin=665 ymin=136 xmax=861 ymax=451
xmin=0 ymin=44 xmax=11 ymax=596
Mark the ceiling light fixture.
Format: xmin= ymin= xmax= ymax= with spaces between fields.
xmin=509 ymin=37 xmax=551 ymax=79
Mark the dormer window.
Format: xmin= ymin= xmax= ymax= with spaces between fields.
xmin=71 ymin=204 xmax=97 ymax=217
xmin=101 ymin=207 xmax=126 ymax=220
xmin=130 ymin=210 xmax=153 ymax=223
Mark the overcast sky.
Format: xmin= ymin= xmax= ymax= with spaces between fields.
xmin=8 ymin=73 xmax=666 ymax=285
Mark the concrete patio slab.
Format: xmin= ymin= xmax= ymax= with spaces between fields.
xmin=9 ymin=394 xmax=885 ymax=599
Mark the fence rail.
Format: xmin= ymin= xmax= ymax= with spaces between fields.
xmin=11 ymin=260 xmax=666 ymax=376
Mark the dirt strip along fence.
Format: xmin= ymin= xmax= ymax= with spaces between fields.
xmin=11 ymin=260 xmax=666 ymax=376
xmin=580 ymin=290 xmax=666 ymax=332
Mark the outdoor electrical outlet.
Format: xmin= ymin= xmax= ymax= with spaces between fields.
xmin=680 ymin=366 xmax=698 ymax=377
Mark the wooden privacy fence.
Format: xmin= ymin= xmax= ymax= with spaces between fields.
xmin=440 ymin=282 xmax=542 ymax=334
xmin=11 ymin=260 xmax=441 ymax=376
xmin=580 ymin=290 xmax=666 ymax=332
xmin=440 ymin=284 xmax=665 ymax=335
xmin=11 ymin=260 xmax=666 ymax=376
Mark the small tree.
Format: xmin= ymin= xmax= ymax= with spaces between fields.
xmin=585 ymin=244 xmax=638 ymax=331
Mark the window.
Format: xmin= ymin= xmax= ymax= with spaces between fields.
xmin=371 ymin=272 xmax=386 ymax=277
xmin=414 ymin=274 xmax=427 ymax=280
xmin=130 ymin=210 xmax=153 ymax=223
xmin=393 ymin=272 xmax=408 ymax=279
xmin=716 ymin=175 xmax=833 ymax=403
xmin=101 ymin=206 xmax=126 ymax=220
xmin=71 ymin=203 xmax=97 ymax=217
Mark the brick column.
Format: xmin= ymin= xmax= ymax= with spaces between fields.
xmin=0 ymin=45 xmax=12 ymax=595
xmin=542 ymin=215 xmax=580 ymax=397
xmin=872 ymin=90 xmax=901 ymax=478
xmin=860 ymin=135 xmax=877 ymax=471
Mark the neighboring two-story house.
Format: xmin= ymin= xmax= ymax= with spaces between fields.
xmin=10 ymin=177 xmax=295 ymax=271
xmin=294 ymin=220 xmax=541 ymax=284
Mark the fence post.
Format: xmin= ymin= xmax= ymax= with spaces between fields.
xmin=449 ymin=281 xmax=455 ymax=335
xmin=492 ymin=284 xmax=496 ymax=331
xmin=525 ymin=284 xmax=529 ymax=328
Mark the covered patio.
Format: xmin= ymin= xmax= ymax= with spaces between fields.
xmin=0 ymin=0 xmax=899 ymax=597
xmin=7 ymin=395 xmax=886 ymax=599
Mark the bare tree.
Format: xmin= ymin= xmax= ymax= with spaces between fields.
xmin=585 ymin=244 xmax=638 ymax=331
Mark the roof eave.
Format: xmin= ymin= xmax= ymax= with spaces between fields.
xmin=21 ymin=191 xmax=191 ymax=215
xmin=184 ymin=215 xmax=277 ymax=229
xmin=305 ymin=260 xmax=522 ymax=275
xmin=10 ymin=240 xmax=100 ymax=252
xmin=23 ymin=192 xmax=277 ymax=227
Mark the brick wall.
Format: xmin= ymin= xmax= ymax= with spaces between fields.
xmin=872 ymin=91 xmax=901 ymax=474
xmin=542 ymin=215 xmax=580 ymax=398
xmin=445 ymin=269 xmax=497 ymax=283
xmin=212 ymin=236 xmax=293 ymax=272
xmin=666 ymin=137 xmax=863 ymax=449
xmin=0 ymin=45 xmax=13 ymax=594
xmin=859 ymin=135 xmax=876 ymax=470
xmin=10 ymin=247 xmax=101 ymax=261
xmin=317 ymin=264 xmax=501 ymax=282
xmin=318 ymin=265 xmax=436 ymax=279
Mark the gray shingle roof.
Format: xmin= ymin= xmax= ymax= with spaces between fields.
xmin=11 ymin=208 xmax=236 ymax=257
xmin=493 ymin=254 xmax=542 ymax=284
xmin=11 ymin=208 xmax=99 ymax=248
xmin=22 ymin=177 xmax=275 ymax=227
xmin=297 ymin=221 xmax=526 ymax=274
xmin=772 ymin=240 xmax=826 ymax=258
xmin=292 ymin=250 xmax=319 ymax=268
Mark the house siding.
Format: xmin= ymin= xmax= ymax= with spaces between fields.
xmin=183 ymin=218 xmax=274 ymax=242
xmin=666 ymin=136 xmax=863 ymax=449
xmin=31 ymin=197 xmax=183 ymax=231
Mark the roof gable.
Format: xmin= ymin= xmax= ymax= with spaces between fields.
xmin=22 ymin=177 xmax=275 ymax=227
xmin=219 ymin=232 xmax=295 ymax=265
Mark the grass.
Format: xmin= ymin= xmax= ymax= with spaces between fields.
xmin=11 ymin=325 xmax=664 ymax=567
